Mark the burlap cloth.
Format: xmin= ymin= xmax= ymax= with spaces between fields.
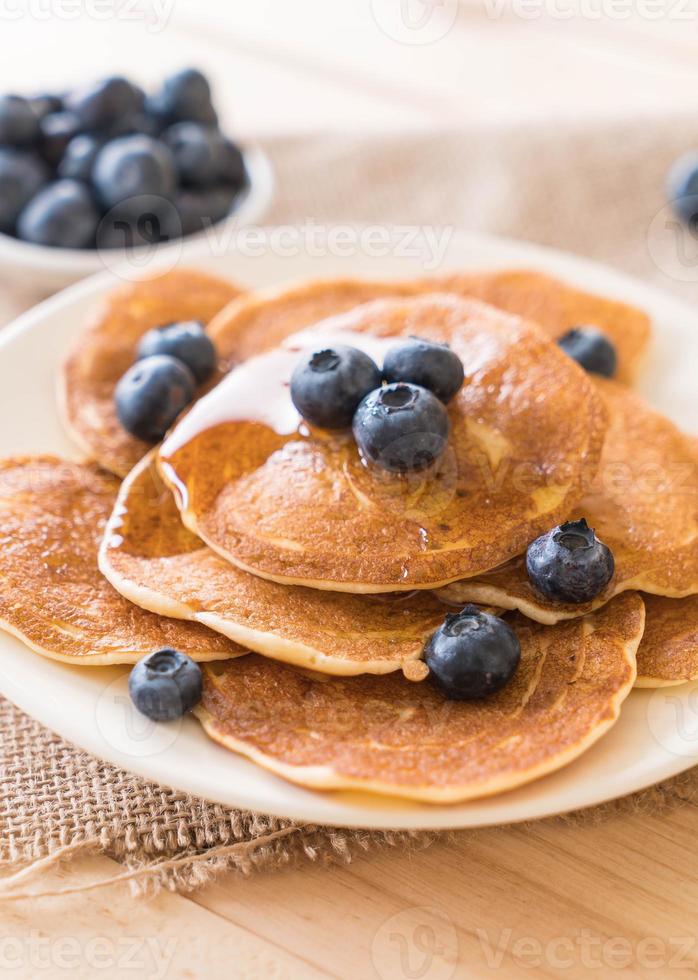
xmin=2 ymin=118 xmax=698 ymax=898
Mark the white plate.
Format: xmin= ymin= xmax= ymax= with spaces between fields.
xmin=0 ymin=230 xmax=697 ymax=830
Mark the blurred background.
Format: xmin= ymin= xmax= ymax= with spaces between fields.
xmin=3 ymin=0 xmax=698 ymax=313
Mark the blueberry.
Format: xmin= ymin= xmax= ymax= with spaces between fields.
xmin=17 ymin=180 xmax=99 ymax=248
xmin=667 ymin=151 xmax=698 ymax=226
xmin=383 ymin=337 xmax=464 ymax=403
xmin=526 ymin=518 xmax=615 ymax=604
xmin=0 ymin=148 xmax=48 ymax=232
xmin=164 ymin=122 xmax=239 ymax=187
xmin=57 ymin=134 xmax=102 ymax=182
xmin=39 ymin=111 xmax=81 ymax=166
xmin=0 ymin=94 xmax=40 ymax=145
xmin=352 ymin=382 xmax=450 ymax=473
xmin=115 ymin=354 xmax=195 ymax=441
xmin=96 ymin=193 xmax=182 ymax=249
xmin=215 ymin=138 xmax=247 ymax=190
xmin=148 ymin=69 xmax=217 ymax=126
xmin=557 ymin=326 xmax=617 ymax=378
xmin=138 ymin=321 xmax=216 ymax=383
xmin=424 ymin=605 xmax=520 ymax=700
xmin=28 ymin=93 xmax=64 ymax=122
xmin=66 ymin=75 xmax=143 ymax=131
xmin=92 ymin=135 xmax=176 ymax=209
xmin=290 ymin=345 xmax=381 ymax=430
xmin=128 ymin=648 xmax=202 ymax=721
xmin=174 ymin=184 xmax=239 ymax=236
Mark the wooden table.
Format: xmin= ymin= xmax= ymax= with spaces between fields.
xmin=2 ymin=7 xmax=698 ymax=977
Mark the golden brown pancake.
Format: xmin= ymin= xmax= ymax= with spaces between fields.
xmin=635 ymin=594 xmax=698 ymax=687
xmin=159 ymin=294 xmax=607 ymax=593
xmin=99 ymin=453 xmax=451 ymax=675
xmin=0 ymin=456 xmax=244 ymax=665
xmin=59 ymin=269 xmax=243 ymax=479
xmin=208 ymin=277 xmax=421 ymax=366
xmin=439 ymin=380 xmax=698 ymax=621
xmin=196 ymin=593 xmax=644 ymax=803
xmin=423 ymin=269 xmax=650 ymax=384
xmin=209 ymin=272 xmax=650 ymax=386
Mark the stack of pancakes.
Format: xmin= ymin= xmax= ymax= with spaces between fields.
xmin=1 ymin=266 xmax=696 ymax=804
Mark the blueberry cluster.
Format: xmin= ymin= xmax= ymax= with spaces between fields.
xmin=290 ymin=337 xmax=464 ymax=473
xmin=115 ymin=321 xmax=217 ymax=442
xmin=0 ymin=69 xmax=247 ymax=250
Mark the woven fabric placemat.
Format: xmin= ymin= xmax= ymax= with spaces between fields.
xmin=2 ymin=120 xmax=698 ymax=897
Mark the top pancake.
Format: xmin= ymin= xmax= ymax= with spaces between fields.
xmin=196 ymin=592 xmax=643 ymax=803
xmin=424 ymin=269 xmax=651 ymax=384
xmin=159 ymin=293 xmax=607 ymax=592
xmin=0 ymin=456 xmax=244 ymax=664
xmin=439 ymin=379 xmax=698 ymax=621
xmin=60 ymin=268 xmax=243 ymax=478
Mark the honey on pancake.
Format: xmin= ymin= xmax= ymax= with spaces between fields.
xmin=159 ymin=294 xmax=607 ymax=593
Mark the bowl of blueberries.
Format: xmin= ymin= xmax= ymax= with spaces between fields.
xmin=0 ymin=68 xmax=273 ymax=292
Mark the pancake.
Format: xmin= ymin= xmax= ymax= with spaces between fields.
xmin=0 ymin=456 xmax=244 ymax=665
xmin=59 ymin=268 xmax=243 ymax=479
xmin=439 ymin=380 xmax=698 ymax=621
xmin=423 ymin=269 xmax=650 ymax=384
xmin=195 ymin=593 xmax=644 ymax=803
xmin=99 ymin=453 xmax=452 ymax=675
xmin=635 ymin=594 xmax=698 ymax=687
xmin=159 ymin=294 xmax=607 ymax=593
xmin=208 ymin=277 xmax=422 ymax=365
xmin=208 ymin=272 xmax=650 ymax=386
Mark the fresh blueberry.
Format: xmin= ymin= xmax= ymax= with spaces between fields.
xmin=57 ymin=134 xmax=102 ymax=182
xmin=0 ymin=94 xmax=40 ymax=145
xmin=17 ymin=180 xmax=99 ymax=248
xmin=66 ymin=75 xmax=143 ymax=131
xmin=174 ymin=184 xmax=239 ymax=236
xmin=115 ymin=354 xmax=195 ymax=441
xmin=148 ymin=68 xmax=217 ymax=126
xmin=137 ymin=321 xmax=216 ymax=383
xmin=0 ymin=148 xmax=48 ymax=232
xmin=383 ymin=337 xmax=464 ymax=403
xmin=164 ymin=122 xmax=240 ymax=187
xmin=39 ymin=111 xmax=81 ymax=166
xmin=92 ymin=135 xmax=176 ymax=209
xmin=557 ymin=326 xmax=617 ymax=378
xmin=290 ymin=345 xmax=382 ymax=430
xmin=128 ymin=648 xmax=202 ymax=722
xmin=28 ymin=93 xmax=64 ymax=122
xmin=352 ymin=382 xmax=450 ymax=473
xmin=215 ymin=138 xmax=247 ymax=190
xmin=526 ymin=518 xmax=615 ymax=604
xmin=424 ymin=605 xmax=520 ymax=700
xmin=667 ymin=150 xmax=698 ymax=226
xmin=96 ymin=193 xmax=182 ymax=249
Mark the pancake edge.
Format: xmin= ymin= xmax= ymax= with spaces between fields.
xmin=193 ymin=598 xmax=643 ymax=804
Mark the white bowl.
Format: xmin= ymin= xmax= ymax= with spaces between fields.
xmin=0 ymin=144 xmax=274 ymax=296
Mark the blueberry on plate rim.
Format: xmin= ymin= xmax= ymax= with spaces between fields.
xmin=424 ymin=605 xmax=521 ymax=700
xmin=526 ymin=518 xmax=615 ymax=604
xmin=352 ymin=381 xmax=450 ymax=473
xmin=137 ymin=320 xmax=217 ymax=384
xmin=383 ymin=336 xmax=464 ymax=403
xmin=129 ymin=648 xmax=202 ymax=722
xmin=290 ymin=344 xmax=382 ymax=430
xmin=557 ymin=326 xmax=617 ymax=378
xmin=115 ymin=354 xmax=195 ymax=442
